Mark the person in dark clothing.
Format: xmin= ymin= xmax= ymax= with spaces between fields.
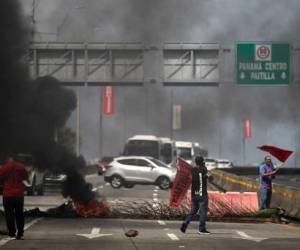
xmin=0 ymin=156 xmax=29 ymax=239
xmin=180 ymin=156 xmax=212 ymax=234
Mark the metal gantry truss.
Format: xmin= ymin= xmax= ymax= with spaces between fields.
xmin=27 ymin=42 xmax=144 ymax=86
xmin=26 ymin=42 xmax=220 ymax=86
xmin=163 ymin=43 xmax=219 ymax=86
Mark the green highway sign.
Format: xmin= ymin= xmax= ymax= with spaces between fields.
xmin=236 ymin=43 xmax=290 ymax=85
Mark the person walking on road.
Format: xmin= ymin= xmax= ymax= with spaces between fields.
xmin=180 ymin=156 xmax=212 ymax=234
xmin=0 ymin=155 xmax=29 ymax=239
xmin=259 ymin=155 xmax=278 ymax=210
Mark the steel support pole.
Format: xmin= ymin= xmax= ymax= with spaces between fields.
xmin=84 ymin=46 xmax=88 ymax=86
xmin=76 ymin=88 xmax=80 ymax=156
xmin=170 ymin=88 xmax=174 ymax=140
xmin=99 ymin=87 xmax=103 ymax=159
xmin=191 ymin=50 xmax=195 ymax=79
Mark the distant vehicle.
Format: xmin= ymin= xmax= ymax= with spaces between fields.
xmin=104 ymin=156 xmax=177 ymax=189
xmin=97 ymin=156 xmax=114 ymax=175
xmin=43 ymin=173 xmax=66 ymax=190
xmin=123 ymin=135 xmax=176 ymax=167
xmin=15 ymin=154 xmax=45 ymax=196
xmin=175 ymin=141 xmax=208 ymax=165
xmin=204 ymin=157 xmax=217 ymax=170
xmin=216 ymin=159 xmax=233 ymax=169
xmin=159 ymin=137 xmax=177 ymax=167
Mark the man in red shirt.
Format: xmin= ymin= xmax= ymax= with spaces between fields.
xmin=0 ymin=155 xmax=29 ymax=239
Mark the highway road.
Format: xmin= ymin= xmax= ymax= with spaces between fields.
xmin=0 ymin=218 xmax=299 ymax=250
xmin=0 ymin=174 xmax=299 ymax=249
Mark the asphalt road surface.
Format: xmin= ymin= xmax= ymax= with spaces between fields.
xmin=0 ymin=174 xmax=299 ymax=249
xmin=0 ymin=218 xmax=299 ymax=250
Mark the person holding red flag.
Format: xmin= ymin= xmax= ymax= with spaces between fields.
xmin=259 ymin=155 xmax=278 ymax=210
xmin=257 ymin=145 xmax=294 ymax=210
xmin=180 ymin=156 xmax=212 ymax=234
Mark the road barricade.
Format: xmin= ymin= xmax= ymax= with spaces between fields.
xmin=186 ymin=190 xmax=259 ymax=216
xmin=210 ymin=169 xmax=300 ymax=219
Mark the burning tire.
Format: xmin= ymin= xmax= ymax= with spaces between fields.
xmin=110 ymin=175 xmax=123 ymax=188
xmin=157 ymin=176 xmax=171 ymax=190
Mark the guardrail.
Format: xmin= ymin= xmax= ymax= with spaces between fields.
xmin=211 ymin=169 xmax=300 ymax=219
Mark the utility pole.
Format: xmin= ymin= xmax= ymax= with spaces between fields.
xmin=170 ymin=88 xmax=174 ymax=140
xmin=31 ymin=0 xmax=36 ymax=41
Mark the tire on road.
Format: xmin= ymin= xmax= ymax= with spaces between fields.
xmin=157 ymin=176 xmax=171 ymax=190
xmin=110 ymin=175 xmax=123 ymax=188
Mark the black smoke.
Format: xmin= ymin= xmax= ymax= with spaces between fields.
xmin=0 ymin=0 xmax=94 ymax=203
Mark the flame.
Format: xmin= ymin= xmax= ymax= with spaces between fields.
xmin=75 ymin=199 xmax=109 ymax=218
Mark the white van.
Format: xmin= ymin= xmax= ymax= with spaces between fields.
xmin=175 ymin=141 xmax=208 ymax=165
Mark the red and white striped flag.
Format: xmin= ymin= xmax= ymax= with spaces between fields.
xmin=169 ymin=158 xmax=192 ymax=208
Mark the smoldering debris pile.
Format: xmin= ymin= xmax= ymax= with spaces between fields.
xmin=20 ymin=199 xmax=287 ymax=223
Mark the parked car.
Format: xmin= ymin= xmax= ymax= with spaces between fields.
xmin=216 ymin=159 xmax=233 ymax=169
xmin=204 ymin=157 xmax=217 ymax=170
xmin=97 ymin=156 xmax=114 ymax=175
xmin=104 ymin=156 xmax=177 ymax=189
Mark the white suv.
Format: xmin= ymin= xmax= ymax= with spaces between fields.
xmin=104 ymin=156 xmax=177 ymax=189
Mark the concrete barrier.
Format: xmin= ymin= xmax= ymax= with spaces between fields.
xmin=211 ymin=169 xmax=300 ymax=219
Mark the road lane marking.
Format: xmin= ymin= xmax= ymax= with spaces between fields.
xmin=99 ymin=185 xmax=104 ymax=189
xmin=153 ymin=193 xmax=158 ymax=197
xmin=0 ymin=238 xmax=13 ymax=247
xmin=24 ymin=218 xmax=43 ymax=230
xmin=77 ymin=228 xmax=112 ymax=239
xmin=105 ymin=183 xmax=110 ymax=186
xmin=0 ymin=218 xmax=43 ymax=247
xmin=167 ymin=233 xmax=179 ymax=241
xmin=92 ymin=187 xmax=97 ymax=192
xmin=157 ymin=220 xmax=166 ymax=225
xmin=236 ymin=230 xmax=266 ymax=242
xmin=153 ymin=198 xmax=158 ymax=202
xmin=236 ymin=231 xmax=253 ymax=240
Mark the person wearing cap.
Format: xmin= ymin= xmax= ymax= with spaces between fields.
xmin=0 ymin=155 xmax=29 ymax=239
xmin=180 ymin=156 xmax=212 ymax=234
xmin=259 ymin=155 xmax=278 ymax=210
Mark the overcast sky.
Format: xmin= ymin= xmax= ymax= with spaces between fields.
xmin=21 ymin=0 xmax=300 ymax=43
xmin=19 ymin=0 xmax=300 ymax=165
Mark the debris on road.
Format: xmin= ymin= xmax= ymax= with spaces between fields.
xmin=125 ymin=229 xmax=138 ymax=237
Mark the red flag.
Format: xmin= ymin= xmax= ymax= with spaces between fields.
xmin=102 ymin=86 xmax=114 ymax=115
xmin=169 ymin=158 xmax=193 ymax=208
xmin=257 ymin=145 xmax=293 ymax=162
xmin=244 ymin=119 xmax=252 ymax=139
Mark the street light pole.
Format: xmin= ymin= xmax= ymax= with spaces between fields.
xmin=76 ymin=88 xmax=80 ymax=156
xmin=170 ymin=88 xmax=174 ymax=140
xmin=99 ymin=87 xmax=103 ymax=159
